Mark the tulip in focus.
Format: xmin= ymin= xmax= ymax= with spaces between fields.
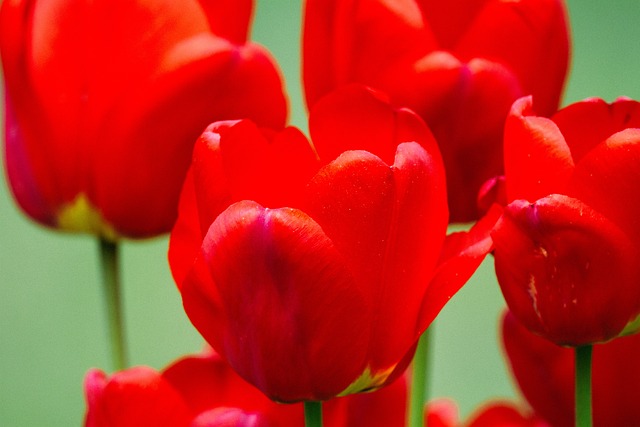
xmin=492 ymin=96 xmax=640 ymax=346
xmin=1 ymin=0 xmax=287 ymax=239
xmin=303 ymin=0 xmax=570 ymax=222
xmin=169 ymin=85 xmax=500 ymax=402
xmin=503 ymin=310 xmax=640 ymax=427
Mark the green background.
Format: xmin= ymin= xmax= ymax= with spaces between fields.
xmin=2 ymin=1 xmax=640 ymax=425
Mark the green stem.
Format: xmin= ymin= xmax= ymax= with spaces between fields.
xmin=304 ymin=401 xmax=323 ymax=427
xmin=575 ymin=345 xmax=593 ymax=427
xmin=409 ymin=326 xmax=433 ymax=427
xmin=98 ymin=238 xmax=128 ymax=371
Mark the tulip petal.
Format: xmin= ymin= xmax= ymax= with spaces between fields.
xmin=552 ymin=98 xmax=640 ymax=163
xmin=169 ymin=120 xmax=319 ymax=287
xmin=303 ymin=142 xmax=447 ymax=373
xmin=309 ymin=84 xmax=439 ymax=166
xmin=465 ymin=400 xmax=546 ymax=427
xmin=1 ymin=0 xmax=287 ymax=238
xmin=456 ymin=0 xmax=569 ymax=116
xmin=3 ymin=94 xmax=55 ymax=227
xmin=418 ymin=204 xmax=502 ymax=330
xmin=83 ymin=367 xmax=192 ymax=427
xmin=502 ymin=311 xmax=572 ymax=427
xmin=370 ymin=54 xmax=522 ymax=222
xmin=181 ymin=201 xmax=371 ymax=402
xmin=493 ymin=195 xmax=640 ymax=345
xmin=95 ymin=42 xmax=287 ymax=237
xmin=569 ymin=128 xmax=640 ymax=243
xmin=503 ymin=310 xmax=640 ymax=427
xmin=417 ymin=0 xmax=489 ymax=49
xmin=162 ymin=350 xmax=276 ymax=417
xmin=302 ymin=0 xmax=437 ymax=108
xmin=189 ymin=408 xmax=267 ymax=427
xmin=504 ymin=96 xmax=574 ymax=202
xmin=197 ymin=0 xmax=253 ymax=44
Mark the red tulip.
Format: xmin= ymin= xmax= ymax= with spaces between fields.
xmin=464 ymin=402 xmax=550 ymax=427
xmin=169 ymin=85 xmax=499 ymax=402
xmin=1 ymin=0 xmax=287 ymax=239
xmin=83 ymin=347 xmax=410 ymax=427
xmin=303 ymin=0 xmax=570 ymax=222
xmin=424 ymin=399 xmax=549 ymax=427
xmin=84 ymin=349 xmax=301 ymax=427
xmin=492 ymin=96 xmax=640 ymax=346
xmin=503 ymin=310 xmax=640 ymax=427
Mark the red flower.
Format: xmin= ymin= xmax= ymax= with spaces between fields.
xmin=424 ymin=399 xmax=549 ymax=427
xmin=83 ymin=349 xmax=301 ymax=427
xmin=303 ymin=0 xmax=570 ymax=222
xmin=503 ymin=310 xmax=640 ymax=427
xmin=169 ymin=85 xmax=499 ymax=402
xmin=1 ymin=0 xmax=287 ymax=239
xmin=464 ymin=402 xmax=550 ymax=427
xmin=492 ymin=96 xmax=640 ymax=345
xmin=83 ymin=348 xmax=409 ymax=427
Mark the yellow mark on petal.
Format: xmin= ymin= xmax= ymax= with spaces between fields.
xmin=338 ymin=365 xmax=395 ymax=397
xmin=57 ymin=194 xmax=118 ymax=241
xmin=621 ymin=312 xmax=640 ymax=337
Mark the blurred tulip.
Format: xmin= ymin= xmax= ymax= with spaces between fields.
xmin=169 ymin=85 xmax=499 ymax=402
xmin=492 ymin=96 xmax=640 ymax=346
xmin=503 ymin=310 xmax=640 ymax=427
xmin=1 ymin=0 xmax=287 ymax=239
xmin=84 ymin=349 xmax=301 ymax=427
xmin=424 ymin=399 xmax=549 ymax=427
xmin=303 ymin=0 xmax=570 ymax=222
xmin=84 ymin=347 xmax=410 ymax=427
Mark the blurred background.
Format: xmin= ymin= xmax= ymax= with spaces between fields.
xmin=1 ymin=0 xmax=640 ymax=425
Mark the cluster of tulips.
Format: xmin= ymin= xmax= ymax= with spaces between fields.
xmin=3 ymin=0 xmax=640 ymax=426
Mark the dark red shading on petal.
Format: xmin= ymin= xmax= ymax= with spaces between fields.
xmin=182 ymin=201 xmax=371 ymax=402
xmin=3 ymin=95 xmax=55 ymax=227
xmin=431 ymin=58 xmax=522 ymax=222
xmin=477 ymin=175 xmax=507 ymax=215
xmin=493 ymin=195 xmax=640 ymax=345
xmin=504 ymin=96 xmax=574 ymax=203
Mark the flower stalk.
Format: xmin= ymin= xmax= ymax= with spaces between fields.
xmin=304 ymin=401 xmax=323 ymax=427
xmin=409 ymin=326 xmax=433 ymax=427
xmin=98 ymin=238 xmax=128 ymax=370
xmin=575 ymin=345 xmax=593 ymax=427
